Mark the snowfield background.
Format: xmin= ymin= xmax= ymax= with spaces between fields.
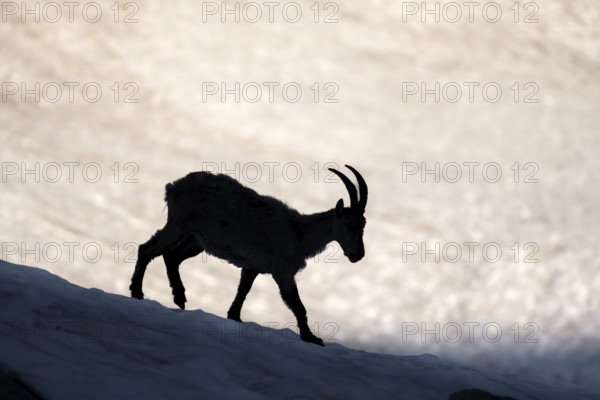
xmin=1 ymin=0 xmax=599 ymax=396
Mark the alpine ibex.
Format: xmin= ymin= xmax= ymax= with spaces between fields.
xmin=130 ymin=165 xmax=368 ymax=345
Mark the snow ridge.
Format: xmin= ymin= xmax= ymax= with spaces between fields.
xmin=0 ymin=260 xmax=595 ymax=400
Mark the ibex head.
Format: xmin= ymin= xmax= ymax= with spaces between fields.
xmin=329 ymin=165 xmax=368 ymax=263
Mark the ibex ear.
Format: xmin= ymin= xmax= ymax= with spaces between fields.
xmin=335 ymin=199 xmax=344 ymax=216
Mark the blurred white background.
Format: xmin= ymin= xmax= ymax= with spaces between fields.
xmin=1 ymin=0 xmax=599 ymax=390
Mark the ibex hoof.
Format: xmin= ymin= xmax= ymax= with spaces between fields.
xmin=301 ymin=332 xmax=324 ymax=346
xmin=227 ymin=313 xmax=242 ymax=323
xmin=130 ymin=289 xmax=144 ymax=300
xmin=173 ymin=294 xmax=186 ymax=310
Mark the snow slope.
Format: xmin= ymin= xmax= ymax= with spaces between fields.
xmin=0 ymin=260 xmax=596 ymax=400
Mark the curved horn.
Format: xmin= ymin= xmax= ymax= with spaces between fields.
xmin=345 ymin=165 xmax=368 ymax=211
xmin=328 ymin=168 xmax=358 ymax=209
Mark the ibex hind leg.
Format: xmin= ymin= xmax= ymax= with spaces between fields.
xmin=227 ymin=268 xmax=259 ymax=322
xmin=163 ymin=235 xmax=204 ymax=310
xmin=130 ymin=223 xmax=186 ymax=300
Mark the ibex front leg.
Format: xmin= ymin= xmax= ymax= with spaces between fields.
xmin=273 ymin=273 xmax=324 ymax=346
